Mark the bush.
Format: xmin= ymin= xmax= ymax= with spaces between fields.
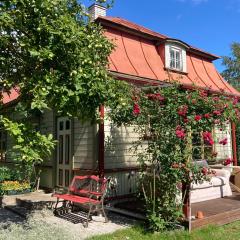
xmin=0 ymin=166 xmax=25 ymax=182
xmin=0 ymin=167 xmax=11 ymax=182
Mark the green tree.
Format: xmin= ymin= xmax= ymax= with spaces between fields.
xmin=222 ymin=42 xmax=240 ymax=88
xmin=0 ymin=0 xmax=130 ymax=179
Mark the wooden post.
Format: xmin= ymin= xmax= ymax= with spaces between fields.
xmin=98 ymin=105 xmax=105 ymax=178
xmin=183 ymin=128 xmax=192 ymax=231
xmin=231 ymin=122 xmax=238 ymax=166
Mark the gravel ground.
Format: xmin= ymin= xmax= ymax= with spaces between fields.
xmin=0 ymin=208 xmax=136 ymax=240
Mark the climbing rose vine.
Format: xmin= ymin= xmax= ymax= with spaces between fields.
xmin=109 ymin=84 xmax=240 ymax=231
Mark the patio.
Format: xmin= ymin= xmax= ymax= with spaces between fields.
xmin=191 ymin=190 xmax=240 ymax=229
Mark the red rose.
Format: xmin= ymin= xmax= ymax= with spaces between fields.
xmin=147 ymin=93 xmax=165 ymax=102
xmin=213 ymin=97 xmax=220 ymax=101
xmin=201 ymin=167 xmax=208 ymax=175
xmin=183 ymin=118 xmax=189 ymax=123
xmin=133 ymin=103 xmax=140 ymax=116
xmin=199 ymin=91 xmax=208 ymax=97
xmin=233 ymin=98 xmax=238 ymax=105
xmin=175 ymin=126 xmax=185 ymax=139
xmin=219 ymin=138 xmax=227 ymax=145
xmin=223 ymin=158 xmax=232 ymax=166
xmin=202 ymin=131 xmax=214 ymax=145
xmin=194 ymin=115 xmax=202 ymax=121
xmin=204 ymin=113 xmax=211 ymax=119
xmin=213 ymin=110 xmax=221 ymax=116
xmin=178 ymin=105 xmax=188 ymax=117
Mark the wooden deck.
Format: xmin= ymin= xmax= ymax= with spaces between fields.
xmin=191 ymin=191 xmax=240 ymax=229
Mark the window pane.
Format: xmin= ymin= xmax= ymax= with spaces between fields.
xmin=65 ymin=135 xmax=70 ymax=164
xmin=175 ymin=51 xmax=180 ymax=61
xmin=59 ymin=121 xmax=64 ymax=131
xmin=169 ymin=48 xmax=182 ymax=70
xmin=66 ymin=120 xmax=70 ymax=130
xmin=59 ymin=135 xmax=63 ymax=164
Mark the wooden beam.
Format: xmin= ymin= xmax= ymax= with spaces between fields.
xmin=231 ymin=122 xmax=238 ymax=166
xmin=98 ymin=105 xmax=105 ymax=178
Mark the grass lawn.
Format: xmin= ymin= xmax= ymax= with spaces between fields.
xmin=88 ymin=221 xmax=240 ymax=240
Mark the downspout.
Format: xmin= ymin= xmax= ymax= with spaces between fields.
xmin=98 ymin=105 xmax=105 ymax=177
xmin=231 ymin=122 xmax=238 ymax=166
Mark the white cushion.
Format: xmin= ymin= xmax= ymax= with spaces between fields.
xmin=211 ymin=176 xmax=227 ymax=186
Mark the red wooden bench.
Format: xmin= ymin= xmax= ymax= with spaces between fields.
xmin=53 ymin=175 xmax=109 ymax=227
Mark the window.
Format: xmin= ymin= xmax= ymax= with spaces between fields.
xmin=0 ymin=128 xmax=7 ymax=162
xmin=165 ymin=43 xmax=187 ymax=72
xmin=192 ymin=131 xmax=213 ymax=163
xmin=170 ymin=47 xmax=182 ymax=71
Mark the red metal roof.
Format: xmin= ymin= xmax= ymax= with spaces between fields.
xmin=101 ymin=17 xmax=239 ymax=96
xmin=98 ymin=16 xmax=220 ymax=60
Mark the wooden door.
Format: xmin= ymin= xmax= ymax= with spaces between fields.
xmin=57 ymin=117 xmax=72 ymax=187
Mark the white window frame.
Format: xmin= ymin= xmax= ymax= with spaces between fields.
xmin=165 ymin=43 xmax=187 ymax=73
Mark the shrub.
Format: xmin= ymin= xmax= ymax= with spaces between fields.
xmin=0 ymin=167 xmax=11 ymax=182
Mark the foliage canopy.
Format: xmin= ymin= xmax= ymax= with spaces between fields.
xmin=0 ymin=0 xmax=130 ymax=179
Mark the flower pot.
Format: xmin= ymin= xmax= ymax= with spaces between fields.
xmin=196 ymin=211 xmax=204 ymax=219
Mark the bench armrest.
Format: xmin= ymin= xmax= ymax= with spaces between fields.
xmin=211 ymin=168 xmax=231 ymax=179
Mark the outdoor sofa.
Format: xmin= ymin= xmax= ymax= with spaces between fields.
xmin=191 ymin=160 xmax=232 ymax=203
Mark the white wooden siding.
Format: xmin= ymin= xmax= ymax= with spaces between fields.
xmin=39 ymin=110 xmax=55 ymax=165
xmin=104 ymin=119 xmax=146 ymax=169
xmin=105 ymin=171 xmax=139 ymax=197
xmin=73 ymin=119 xmax=98 ymax=169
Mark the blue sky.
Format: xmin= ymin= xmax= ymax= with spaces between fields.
xmin=85 ymin=0 xmax=240 ymax=72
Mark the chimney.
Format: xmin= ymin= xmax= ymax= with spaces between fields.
xmin=88 ymin=4 xmax=107 ymax=21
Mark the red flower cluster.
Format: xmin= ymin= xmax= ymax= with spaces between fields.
xmin=223 ymin=158 xmax=232 ymax=166
xmin=199 ymin=91 xmax=208 ymax=97
xmin=204 ymin=113 xmax=211 ymax=119
xmin=147 ymin=93 xmax=165 ymax=102
xmin=233 ymin=97 xmax=238 ymax=105
xmin=201 ymin=167 xmax=208 ymax=175
xmin=183 ymin=118 xmax=189 ymax=123
xmin=213 ymin=97 xmax=220 ymax=102
xmin=213 ymin=110 xmax=221 ymax=116
xmin=175 ymin=126 xmax=185 ymax=139
xmin=194 ymin=115 xmax=202 ymax=121
xmin=178 ymin=105 xmax=188 ymax=117
xmin=133 ymin=103 xmax=140 ymax=116
xmin=202 ymin=131 xmax=214 ymax=145
xmin=219 ymin=137 xmax=227 ymax=145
